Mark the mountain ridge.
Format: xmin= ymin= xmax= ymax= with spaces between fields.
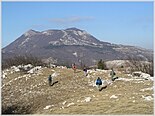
xmin=2 ymin=27 xmax=153 ymax=66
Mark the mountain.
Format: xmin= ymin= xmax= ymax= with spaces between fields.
xmin=2 ymin=27 xmax=153 ymax=66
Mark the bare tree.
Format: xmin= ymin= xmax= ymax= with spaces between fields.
xmin=2 ymin=54 xmax=44 ymax=69
xmin=126 ymin=56 xmax=153 ymax=76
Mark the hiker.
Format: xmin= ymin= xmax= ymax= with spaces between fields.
xmin=48 ymin=75 xmax=52 ymax=86
xmin=83 ymin=65 xmax=88 ymax=76
xmin=110 ymin=68 xmax=116 ymax=81
xmin=72 ymin=63 xmax=77 ymax=73
xmin=96 ymin=77 xmax=102 ymax=90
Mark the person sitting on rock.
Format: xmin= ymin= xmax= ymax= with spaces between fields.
xmin=48 ymin=75 xmax=52 ymax=86
xmin=96 ymin=77 xmax=102 ymax=90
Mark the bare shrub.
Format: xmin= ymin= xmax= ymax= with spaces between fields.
xmin=2 ymin=54 xmax=45 ymax=69
xmin=126 ymin=56 xmax=153 ymax=76
xmin=2 ymin=100 xmax=33 ymax=114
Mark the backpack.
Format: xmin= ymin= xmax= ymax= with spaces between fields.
xmin=96 ymin=78 xmax=102 ymax=85
xmin=48 ymin=76 xmax=52 ymax=81
xmin=83 ymin=68 xmax=87 ymax=72
xmin=110 ymin=71 xmax=115 ymax=76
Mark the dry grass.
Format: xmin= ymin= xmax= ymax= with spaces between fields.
xmin=2 ymin=67 xmax=154 ymax=114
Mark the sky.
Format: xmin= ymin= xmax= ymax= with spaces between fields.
xmin=2 ymin=2 xmax=154 ymax=49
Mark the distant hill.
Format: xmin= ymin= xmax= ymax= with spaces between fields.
xmin=2 ymin=27 xmax=153 ymax=66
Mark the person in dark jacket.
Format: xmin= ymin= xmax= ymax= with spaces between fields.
xmin=83 ymin=65 xmax=88 ymax=76
xmin=48 ymin=75 xmax=52 ymax=86
xmin=110 ymin=68 xmax=116 ymax=81
xmin=96 ymin=77 xmax=102 ymax=90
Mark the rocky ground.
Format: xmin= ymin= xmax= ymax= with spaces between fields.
xmin=1 ymin=65 xmax=154 ymax=114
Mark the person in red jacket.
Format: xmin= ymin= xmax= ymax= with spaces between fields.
xmin=72 ymin=63 xmax=77 ymax=73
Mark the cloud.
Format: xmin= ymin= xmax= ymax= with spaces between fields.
xmin=49 ymin=16 xmax=94 ymax=24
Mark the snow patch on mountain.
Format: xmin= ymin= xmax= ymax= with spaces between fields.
xmin=73 ymin=30 xmax=79 ymax=36
xmin=62 ymin=101 xmax=67 ymax=105
xmin=24 ymin=30 xmax=39 ymax=37
xmin=142 ymin=95 xmax=153 ymax=101
xmin=45 ymin=28 xmax=100 ymax=47
xmin=132 ymin=71 xmax=152 ymax=80
xmin=27 ymin=66 xmax=42 ymax=74
xmin=73 ymin=52 xmax=78 ymax=57
xmin=67 ymin=102 xmax=75 ymax=107
xmin=42 ymin=30 xmax=54 ymax=35
xmin=51 ymin=72 xmax=59 ymax=77
xmin=19 ymin=37 xmax=31 ymax=46
xmin=44 ymin=105 xmax=53 ymax=110
xmin=110 ymin=95 xmax=118 ymax=99
xmin=42 ymin=32 xmax=52 ymax=35
xmin=77 ymin=31 xmax=83 ymax=36
xmin=140 ymin=87 xmax=153 ymax=92
xmin=84 ymin=97 xmax=91 ymax=102
xmin=11 ymin=66 xmax=20 ymax=72
xmin=62 ymin=30 xmax=67 ymax=38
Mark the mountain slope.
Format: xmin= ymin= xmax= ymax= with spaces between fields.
xmin=2 ymin=65 xmax=154 ymax=114
xmin=2 ymin=27 xmax=153 ymax=66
